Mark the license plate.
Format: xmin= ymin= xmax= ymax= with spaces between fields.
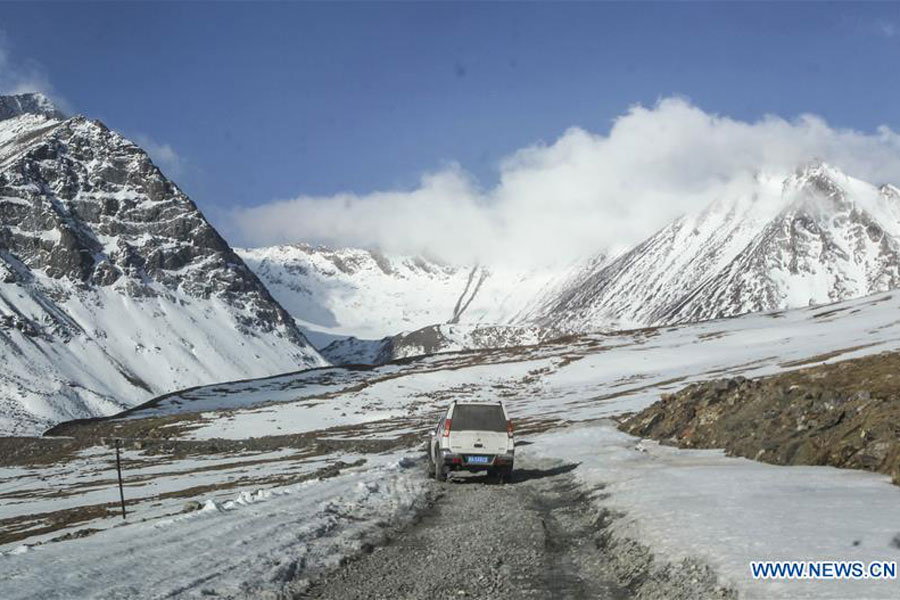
xmin=467 ymin=456 xmax=489 ymax=464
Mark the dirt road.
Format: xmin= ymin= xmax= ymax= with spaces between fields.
xmin=302 ymin=457 xmax=734 ymax=600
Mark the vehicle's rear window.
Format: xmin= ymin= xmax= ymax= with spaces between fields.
xmin=452 ymin=405 xmax=506 ymax=432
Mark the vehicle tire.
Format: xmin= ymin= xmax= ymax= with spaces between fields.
xmin=426 ymin=451 xmax=435 ymax=479
xmin=499 ymin=466 xmax=513 ymax=484
xmin=436 ymin=458 xmax=448 ymax=482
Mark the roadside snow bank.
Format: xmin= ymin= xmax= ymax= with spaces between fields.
xmin=523 ymin=422 xmax=900 ymax=600
xmin=0 ymin=452 xmax=429 ymax=599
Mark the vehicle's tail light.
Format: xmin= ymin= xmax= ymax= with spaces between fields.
xmin=507 ymin=420 xmax=514 ymax=438
xmin=442 ymin=419 xmax=452 ymax=437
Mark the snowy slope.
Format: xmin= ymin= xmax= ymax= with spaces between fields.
xmin=525 ymin=424 xmax=900 ymax=600
xmin=7 ymin=290 xmax=900 ymax=598
xmin=123 ymin=288 xmax=900 ymax=439
xmin=238 ymin=243 xmax=568 ymax=342
xmin=537 ymin=163 xmax=900 ymax=332
xmin=0 ymin=448 xmax=428 ymax=599
xmin=114 ymin=289 xmax=900 ymax=600
xmin=0 ymin=93 xmax=324 ymax=435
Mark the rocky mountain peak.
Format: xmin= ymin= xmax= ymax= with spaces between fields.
xmin=531 ymin=162 xmax=900 ymax=333
xmin=0 ymin=104 xmax=325 ymax=435
xmin=785 ymin=161 xmax=845 ymax=196
xmin=778 ymin=161 xmax=860 ymax=221
xmin=881 ymin=184 xmax=900 ymax=201
xmin=2 ymin=115 xmax=219 ymax=288
xmin=0 ymin=92 xmax=66 ymax=122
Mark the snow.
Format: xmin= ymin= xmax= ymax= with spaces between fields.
xmin=189 ymin=401 xmax=410 ymax=441
xmin=124 ymin=362 xmax=409 ymax=420
xmin=236 ymin=165 xmax=900 ymax=356
xmin=5 ymin=92 xmax=900 ymax=598
xmin=0 ymin=108 xmax=327 ymax=435
xmin=139 ymin=289 xmax=900 ymax=441
xmin=523 ymin=423 xmax=900 ymax=599
xmin=5 ymin=270 xmax=900 ymax=596
xmin=0 ymin=446 xmax=321 ymax=524
xmin=0 ymin=451 xmax=428 ymax=599
xmin=0 ymin=280 xmax=325 ymax=436
xmin=86 ymin=289 xmax=900 ymax=598
xmin=237 ymin=243 xmax=571 ymax=342
xmin=0 ymin=112 xmax=62 ymax=169
xmin=534 ymin=163 xmax=900 ymax=333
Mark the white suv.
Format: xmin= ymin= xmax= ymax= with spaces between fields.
xmin=427 ymin=401 xmax=515 ymax=482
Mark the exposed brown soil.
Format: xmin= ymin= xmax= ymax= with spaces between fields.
xmin=620 ymin=351 xmax=900 ymax=484
xmin=513 ymin=416 xmax=570 ymax=437
xmin=0 ymin=502 xmax=120 ymax=547
xmin=0 ymin=436 xmax=88 ymax=467
xmin=578 ymin=376 xmax=688 ymax=405
xmin=22 ymin=415 xmax=425 ymax=468
xmin=0 ymin=458 xmax=367 ymax=547
xmin=778 ymin=343 xmax=879 ymax=368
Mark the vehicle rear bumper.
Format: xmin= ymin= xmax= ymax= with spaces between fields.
xmin=441 ymin=452 xmax=514 ymax=471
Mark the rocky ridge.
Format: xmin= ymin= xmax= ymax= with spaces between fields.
xmin=620 ymin=351 xmax=900 ymax=484
xmin=320 ymin=322 xmax=564 ymax=365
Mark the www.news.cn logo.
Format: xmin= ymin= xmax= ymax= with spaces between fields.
xmin=751 ymin=560 xmax=897 ymax=580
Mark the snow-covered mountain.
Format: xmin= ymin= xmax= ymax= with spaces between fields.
xmin=242 ymin=163 xmax=900 ymax=360
xmin=237 ymin=244 xmax=567 ymax=345
xmin=0 ymin=93 xmax=324 ymax=435
xmin=242 ymin=162 xmax=900 ymax=357
xmin=535 ymin=163 xmax=900 ymax=332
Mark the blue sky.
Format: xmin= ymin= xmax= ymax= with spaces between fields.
xmin=1 ymin=2 xmax=900 ymax=252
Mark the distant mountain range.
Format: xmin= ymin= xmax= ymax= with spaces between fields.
xmin=236 ymin=244 xmax=565 ymax=344
xmin=4 ymin=91 xmax=900 ymax=433
xmin=244 ymin=163 xmax=900 ymax=361
xmin=0 ymin=93 xmax=324 ymax=435
xmin=535 ymin=163 xmax=900 ymax=332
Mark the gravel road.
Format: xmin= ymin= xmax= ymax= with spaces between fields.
xmin=301 ymin=456 xmax=735 ymax=600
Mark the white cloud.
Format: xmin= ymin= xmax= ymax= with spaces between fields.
xmin=132 ymin=134 xmax=184 ymax=178
xmin=234 ymin=97 xmax=900 ymax=266
xmin=0 ymin=33 xmax=68 ymax=112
